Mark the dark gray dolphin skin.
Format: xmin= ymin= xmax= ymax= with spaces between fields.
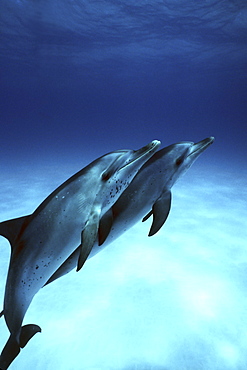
xmin=0 ymin=140 xmax=160 ymax=370
xmin=47 ymin=137 xmax=214 ymax=285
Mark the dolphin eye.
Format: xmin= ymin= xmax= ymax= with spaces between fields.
xmin=176 ymin=157 xmax=183 ymax=166
xmin=102 ymin=171 xmax=111 ymax=181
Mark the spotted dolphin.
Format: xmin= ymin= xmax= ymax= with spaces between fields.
xmin=47 ymin=137 xmax=214 ymax=284
xmin=0 ymin=140 xmax=160 ymax=370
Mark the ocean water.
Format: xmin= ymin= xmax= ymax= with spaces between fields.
xmin=0 ymin=1 xmax=247 ymax=369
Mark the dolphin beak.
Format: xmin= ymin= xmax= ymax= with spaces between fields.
xmin=188 ymin=136 xmax=215 ymax=159
xmin=121 ymin=140 xmax=161 ymax=169
xmin=134 ymin=140 xmax=161 ymax=157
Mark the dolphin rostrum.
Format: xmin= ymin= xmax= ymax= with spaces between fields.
xmin=47 ymin=137 xmax=214 ymax=284
xmin=0 ymin=140 xmax=160 ymax=370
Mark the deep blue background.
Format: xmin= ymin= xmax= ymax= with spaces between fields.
xmin=1 ymin=0 xmax=246 ymax=163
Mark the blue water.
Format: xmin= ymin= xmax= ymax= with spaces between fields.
xmin=0 ymin=1 xmax=247 ymax=369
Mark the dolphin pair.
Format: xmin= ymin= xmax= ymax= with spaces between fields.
xmin=0 ymin=140 xmax=160 ymax=370
xmin=47 ymin=137 xmax=215 ymax=284
xmin=0 ymin=137 xmax=214 ymax=368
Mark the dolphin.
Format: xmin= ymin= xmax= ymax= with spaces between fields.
xmin=0 ymin=139 xmax=160 ymax=370
xmin=46 ymin=137 xmax=214 ymax=285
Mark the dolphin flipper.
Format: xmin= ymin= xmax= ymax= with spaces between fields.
xmin=98 ymin=208 xmax=113 ymax=246
xmin=77 ymin=209 xmax=101 ymax=272
xmin=142 ymin=190 xmax=172 ymax=236
xmin=0 ymin=325 xmax=41 ymax=370
xmin=142 ymin=210 xmax=152 ymax=222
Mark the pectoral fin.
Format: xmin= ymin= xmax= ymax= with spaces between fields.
xmin=142 ymin=210 xmax=152 ymax=222
xmin=142 ymin=190 xmax=172 ymax=236
xmin=98 ymin=208 xmax=113 ymax=246
xmin=77 ymin=209 xmax=101 ymax=272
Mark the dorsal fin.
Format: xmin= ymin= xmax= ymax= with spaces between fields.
xmin=0 ymin=215 xmax=31 ymax=248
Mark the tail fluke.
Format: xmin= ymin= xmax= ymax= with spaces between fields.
xmin=0 ymin=335 xmax=20 ymax=370
xmin=0 ymin=324 xmax=41 ymax=369
xmin=19 ymin=324 xmax=41 ymax=348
